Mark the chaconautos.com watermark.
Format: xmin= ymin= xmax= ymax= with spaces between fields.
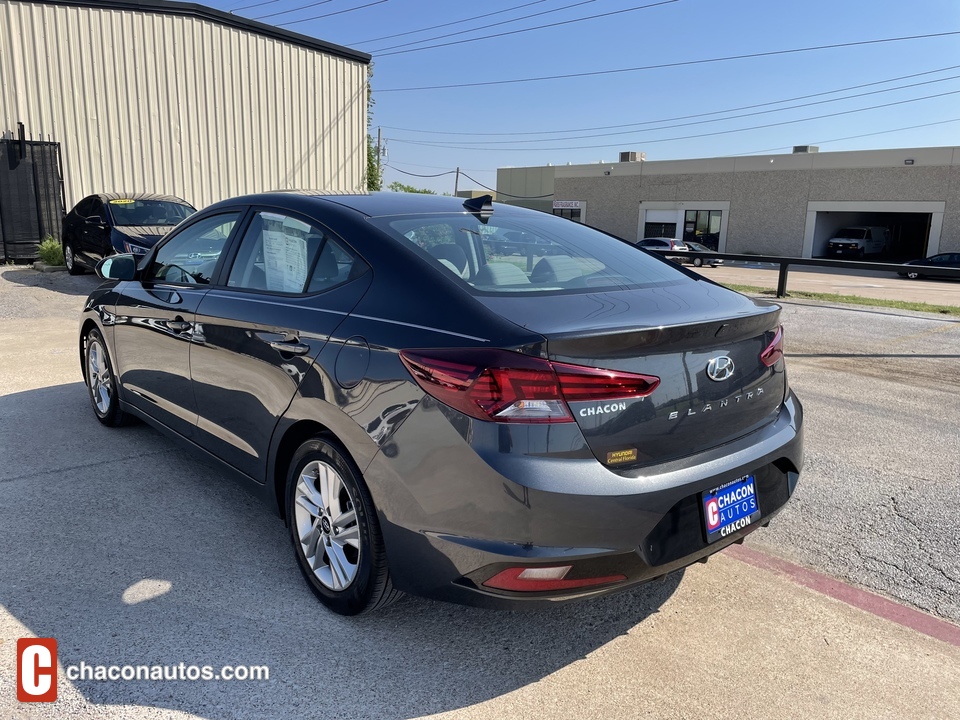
xmin=16 ymin=638 xmax=269 ymax=703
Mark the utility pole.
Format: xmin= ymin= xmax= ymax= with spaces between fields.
xmin=376 ymin=127 xmax=382 ymax=180
xmin=454 ymin=166 xmax=460 ymax=196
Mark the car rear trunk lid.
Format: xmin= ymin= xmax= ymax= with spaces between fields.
xmin=479 ymin=283 xmax=786 ymax=467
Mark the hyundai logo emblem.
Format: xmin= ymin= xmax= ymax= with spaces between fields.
xmin=706 ymin=356 xmax=735 ymax=382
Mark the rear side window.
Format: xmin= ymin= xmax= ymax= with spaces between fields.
xmin=227 ymin=211 xmax=367 ymax=294
xmin=368 ymin=212 xmax=686 ymax=294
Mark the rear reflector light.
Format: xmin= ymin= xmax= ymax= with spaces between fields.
xmin=760 ymin=325 xmax=784 ymax=367
xmin=482 ymin=566 xmax=628 ymax=592
xmin=399 ymin=348 xmax=659 ymax=424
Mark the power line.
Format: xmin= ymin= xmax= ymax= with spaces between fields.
xmin=369 ymin=0 xmax=600 ymax=54
xmin=380 ymin=64 xmax=960 ymax=137
xmin=347 ymin=0 xmax=550 ymax=45
xmin=735 ymin=117 xmax=960 ymax=156
xmin=387 ymin=161 xmax=491 ymax=173
xmin=277 ymin=0 xmax=388 ymax=26
xmin=251 ymin=0 xmax=334 ymax=21
xmin=378 ymin=30 xmax=960 ymax=91
xmin=228 ymin=0 xmax=282 ymax=11
xmin=375 ymin=0 xmax=678 ymax=57
xmin=459 ymin=172 xmax=554 ymax=198
xmin=384 ymin=88 xmax=960 ymax=151
xmin=384 ymin=166 xmax=458 ymax=178
xmin=387 ymin=73 xmax=960 ymax=147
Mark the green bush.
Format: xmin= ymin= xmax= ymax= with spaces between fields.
xmin=37 ymin=236 xmax=64 ymax=265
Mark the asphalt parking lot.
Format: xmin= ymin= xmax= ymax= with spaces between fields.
xmin=1 ymin=266 xmax=958 ymax=719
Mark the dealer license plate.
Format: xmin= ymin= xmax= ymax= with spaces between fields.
xmin=702 ymin=475 xmax=761 ymax=543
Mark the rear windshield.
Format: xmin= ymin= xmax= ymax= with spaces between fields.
xmin=834 ymin=228 xmax=867 ymax=240
xmin=368 ymin=212 xmax=687 ymax=294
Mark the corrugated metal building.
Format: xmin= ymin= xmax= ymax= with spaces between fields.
xmin=0 ymin=0 xmax=371 ymax=214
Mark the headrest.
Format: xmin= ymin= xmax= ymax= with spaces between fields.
xmin=428 ymin=244 xmax=468 ymax=273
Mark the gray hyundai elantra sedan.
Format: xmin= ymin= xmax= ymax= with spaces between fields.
xmin=80 ymin=191 xmax=803 ymax=615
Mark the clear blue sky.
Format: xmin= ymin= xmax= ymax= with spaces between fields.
xmin=208 ymin=0 xmax=960 ymax=193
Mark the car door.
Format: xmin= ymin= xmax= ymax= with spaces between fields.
xmin=932 ymin=254 xmax=960 ymax=278
xmin=189 ymin=209 xmax=372 ymax=481
xmin=76 ymin=197 xmax=111 ymax=265
xmin=111 ymin=211 xmax=243 ymax=439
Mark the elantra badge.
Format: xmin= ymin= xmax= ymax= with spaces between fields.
xmin=706 ymin=356 xmax=735 ymax=382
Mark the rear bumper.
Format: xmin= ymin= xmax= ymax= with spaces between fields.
xmin=363 ymin=392 xmax=803 ymax=609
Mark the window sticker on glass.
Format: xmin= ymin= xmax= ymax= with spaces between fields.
xmin=110 ymin=199 xmax=135 ymax=204
xmin=262 ymin=215 xmax=310 ymax=293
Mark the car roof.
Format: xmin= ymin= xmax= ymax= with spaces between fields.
xmin=95 ymin=192 xmax=194 ymax=206
xmin=204 ymin=190 xmax=536 ymax=220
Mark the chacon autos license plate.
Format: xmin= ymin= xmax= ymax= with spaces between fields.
xmin=702 ymin=474 xmax=761 ymax=543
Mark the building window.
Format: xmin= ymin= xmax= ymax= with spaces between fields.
xmin=683 ymin=210 xmax=722 ymax=249
xmin=644 ymin=222 xmax=677 ymax=238
xmin=553 ymin=207 xmax=582 ymax=222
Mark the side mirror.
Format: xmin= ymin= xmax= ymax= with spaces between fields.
xmin=96 ymin=254 xmax=137 ymax=281
xmin=85 ymin=215 xmax=105 ymax=226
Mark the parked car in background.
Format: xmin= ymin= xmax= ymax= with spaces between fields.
xmin=826 ymin=226 xmax=889 ymax=258
xmin=684 ymin=240 xmax=724 ymax=268
xmin=82 ymin=192 xmax=802 ymax=615
xmin=897 ymin=253 xmax=960 ymax=280
xmin=637 ymin=237 xmax=688 ymax=261
xmin=62 ymin=192 xmax=196 ymax=274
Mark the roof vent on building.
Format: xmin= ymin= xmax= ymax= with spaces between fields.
xmin=619 ymin=151 xmax=647 ymax=162
xmin=792 ymin=145 xmax=819 ymax=154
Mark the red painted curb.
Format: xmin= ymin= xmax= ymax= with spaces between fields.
xmin=725 ymin=544 xmax=960 ymax=648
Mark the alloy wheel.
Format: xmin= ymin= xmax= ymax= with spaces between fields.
xmin=87 ymin=337 xmax=113 ymax=415
xmin=293 ymin=460 xmax=361 ymax=591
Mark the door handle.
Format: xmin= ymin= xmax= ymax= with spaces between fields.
xmin=168 ymin=318 xmax=192 ymax=333
xmin=269 ymin=340 xmax=311 ymax=356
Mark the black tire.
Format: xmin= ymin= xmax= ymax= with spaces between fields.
xmin=692 ymin=257 xmax=703 ymax=267
xmin=84 ymin=328 xmax=127 ymax=426
xmin=64 ymin=242 xmax=84 ymax=275
xmin=286 ymin=436 xmax=402 ymax=615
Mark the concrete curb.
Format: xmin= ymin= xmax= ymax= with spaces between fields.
xmin=33 ymin=261 xmax=67 ymax=273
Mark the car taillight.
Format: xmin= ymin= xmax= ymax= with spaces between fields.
xmin=399 ymin=348 xmax=659 ymax=424
xmin=760 ymin=325 xmax=784 ymax=367
xmin=482 ymin=566 xmax=627 ymax=592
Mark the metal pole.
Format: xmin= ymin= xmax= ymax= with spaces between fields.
xmin=776 ymin=262 xmax=790 ymax=298
xmin=454 ymin=167 xmax=460 ymax=195
xmin=376 ymin=127 xmax=382 ymax=181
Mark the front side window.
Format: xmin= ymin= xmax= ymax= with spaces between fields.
xmin=147 ymin=213 xmax=240 ymax=285
xmin=227 ymin=211 xmax=366 ymax=294
xmin=369 ymin=212 xmax=686 ymax=294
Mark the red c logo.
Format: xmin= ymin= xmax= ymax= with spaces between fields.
xmin=706 ymin=499 xmax=720 ymax=530
xmin=16 ymin=638 xmax=57 ymax=703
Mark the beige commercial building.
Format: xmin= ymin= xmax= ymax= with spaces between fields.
xmin=0 ymin=0 xmax=370 ymax=212
xmin=497 ymin=147 xmax=960 ymax=260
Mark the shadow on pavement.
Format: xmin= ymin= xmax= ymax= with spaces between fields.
xmin=1 ymin=266 xmax=101 ymax=296
xmin=0 ymin=383 xmax=681 ymax=719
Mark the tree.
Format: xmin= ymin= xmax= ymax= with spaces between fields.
xmin=365 ymin=63 xmax=382 ymax=191
xmin=387 ymin=181 xmax=436 ymax=194
xmin=367 ymin=136 xmax=382 ymax=191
